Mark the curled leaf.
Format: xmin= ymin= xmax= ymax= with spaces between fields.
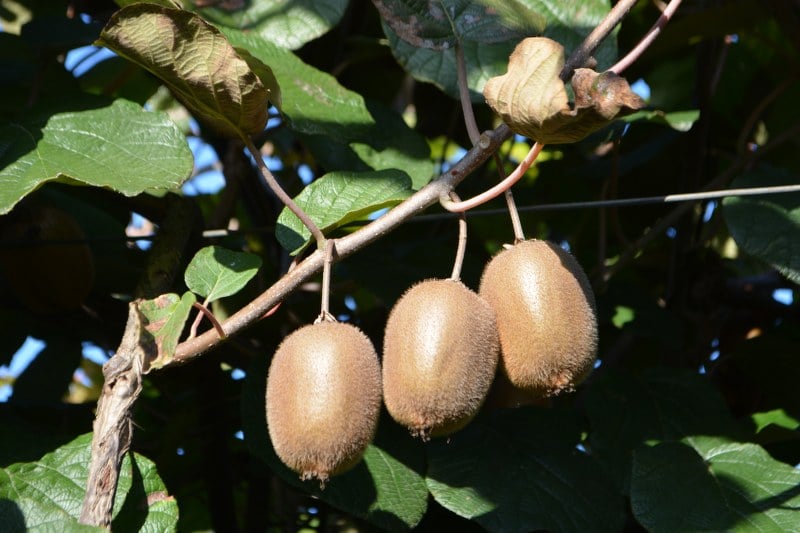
xmin=484 ymin=37 xmax=644 ymax=144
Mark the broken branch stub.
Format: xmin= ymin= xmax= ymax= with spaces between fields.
xmin=484 ymin=37 xmax=645 ymax=144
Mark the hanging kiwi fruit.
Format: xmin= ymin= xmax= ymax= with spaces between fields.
xmin=382 ymin=278 xmax=499 ymax=439
xmin=479 ymin=239 xmax=598 ymax=398
xmin=0 ymin=203 xmax=95 ymax=314
xmin=265 ymin=319 xmax=382 ymax=484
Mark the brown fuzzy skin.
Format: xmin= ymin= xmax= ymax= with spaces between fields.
xmin=266 ymin=321 xmax=382 ymax=484
xmin=479 ymin=240 xmax=598 ymax=397
xmin=382 ymin=279 xmax=500 ymax=439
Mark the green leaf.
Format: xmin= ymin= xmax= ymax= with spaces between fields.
xmin=631 ymin=437 xmax=800 ymax=532
xmin=722 ymin=168 xmax=800 ymax=283
xmin=190 ymin=0 xmax=349 ymax=50
xmin=222 ymin=29 xmax=375 ymax=140
xmin=276 ymin=169 xmax=413 ymax=254
xmin=0 ymin=433 xmax=178 ymax=531
xmin=585 ymin=367 xmax=744 ymax=491
xmin=0 ymin=98 xmax=193 ymax=215
xmin=624 ymin=109 xmax=701 ymax=132
xmin=241 ymin=353 xmax=428 ymax=531
xmin=426 ymin=407 xmax=625 ymax=533
xmin=98 ymin=4 xmax=270 ymax=138
xmin=378 ymin=0 xmax=616 ymax=100
xmin=751 ymin=409 xmax=800 ymax=434
xmin=138 ymin=292 xmax=196 ymax=370
xmin=184 ymin=245 xmax=262 ymax=302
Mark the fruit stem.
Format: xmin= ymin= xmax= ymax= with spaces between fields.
xmin=496 ymin=153 xmax=526 ymax=243
xmin=316 ymin=239 xmax=337 ymax=323
xmin=242 ymin=136 xmax=325 ymax=249
xmin=447 ymin=192 xmax=468 ymax=281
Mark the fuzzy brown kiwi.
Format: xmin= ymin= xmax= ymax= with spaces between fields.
xmin=382 ymin=278 xmax=500 ymax=439
xmin=479 ymin=239 xmax=598 ymax=397
xmin=266 ymin=321 xmax=382 ymax=484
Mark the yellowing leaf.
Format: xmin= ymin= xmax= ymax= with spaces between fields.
xmin=98 ymin=4 xmax=270 ymax=138
xmin=484 ymin=37 xmax=644 ymax=144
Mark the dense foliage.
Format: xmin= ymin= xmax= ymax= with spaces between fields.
xmin=1 ymin=0 xmax=799 ymax=531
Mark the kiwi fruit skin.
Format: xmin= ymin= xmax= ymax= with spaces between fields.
xmin=266 ymin=321 xmax=382 ymax=484
xmin=382 ymin=278 xmax=500 ymax=439
xmin=479 ymin=239 xmax=598 ymax=397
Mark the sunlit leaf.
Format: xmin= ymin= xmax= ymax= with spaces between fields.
xmin=138 ymin=292 xmax=196 ymax=370
xmin=0 ymin=98 xmax=192 ymax=215
xmin=484 ymin=37 xmax=643 ymax=144
xmin=98 ymin=4 xmax=270 ymax=138
xmin=0 ymin=433 xmax=178 ymax=531
xmin=223 ymin=29 xmax=375 ymax=140
xmin=631 ymin=437 xmax=800 ymax=532
xmin=189 ymin=0 xmax=349 ymax=50
xmin=276 ymin=169 xmax=413 ymax=254
xmin=184 ymin=245 xmax=262 ymax=302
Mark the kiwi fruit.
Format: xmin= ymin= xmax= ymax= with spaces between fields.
xmin=266 ymin=320 xmax=382 ymax=484
xmin=382 ymin=278 xmax=500 ymax=439
xmin=479 ymin=239 xmax=598 ymax=397
xmin=0 ymin=204 xmax=94 ymax=314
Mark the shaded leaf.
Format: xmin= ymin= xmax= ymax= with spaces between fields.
xmin=190 ymin=0 xmax=349 ymax=51
xmin=722 ymin=168 xmax=800 ymax=283
xmin=276 ymin=169 xmax=413 ymax=254
xmin=426 ymin=407 xmax=625 ymax=533
xmin=484 ymin=37 xmax=644 ymax=144
xmin=223 ymin=28 xmax=375 ymax=140
xmin=138 ymin=292 xmax=196 ymax=370
xmin=585 ymin=367 xmax=745 ymax=491
xmin=11 ymin=338 xmax=82 ymax=404
xmin=0 ymin=433 xmax=178 ymax=531
xmin=241 ymin=353 xmax=428 ymax=531
xmin=184 ymin=245 xmax=262 ymax=302
xmin=631 ymin=437 xmax=800 ymax=532
xmin=379 ymin=0 xmax=617 ymax=100
xmin=98 ymin=4 xmax=269 ymax=138
xmin=373 ymin=0 xmax=544 ymax=49
xmin=0 ymin=98 xmax=193 ymax=215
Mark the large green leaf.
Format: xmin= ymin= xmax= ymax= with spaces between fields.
xmin=631 ymin=437 xmax=800 ymax=532
xmin=276 ymin=169 xmax=413 ymax=254
xmin=377 ymin=0 xmax=616 ymax=100
xmin=98 ymin=4 xmax=271 ymax=138
xmin=222 ymin=29 xmax=375 ymax=140
xmin=722 ymin=168 xmax=800 ymax=283
xmin=241 ymin=353 xmax=429 ymax=531
xmin=0 ymin=433 xmax=178 ymax=531
xmin=184 ymin=245 xmax=262 ymax=302
xmin=585 ymin=367 xmax=745 ymax=491
xmin=426 ymin=406 xmax=625 ymax=533
xmin=189 ymin=0 xmax=349 ymax=50
xmin=0 ymin=98 xmax=192 ymax=215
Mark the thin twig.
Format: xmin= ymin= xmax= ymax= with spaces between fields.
xmin=242 ymin=136 xmax=325 ymax=249
xmin=440 ymin=142 xmax=544 ymax=212
xmin=188 ymin=297 xmax=209 ymax=339
xmin=560 ymin=0 xmax=640 ymax=79
xmin=610 ymin=0 xmax=684 ymax=74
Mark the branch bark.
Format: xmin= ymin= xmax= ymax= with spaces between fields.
xmin=80 ymin=195 xmax=197 ymax=527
